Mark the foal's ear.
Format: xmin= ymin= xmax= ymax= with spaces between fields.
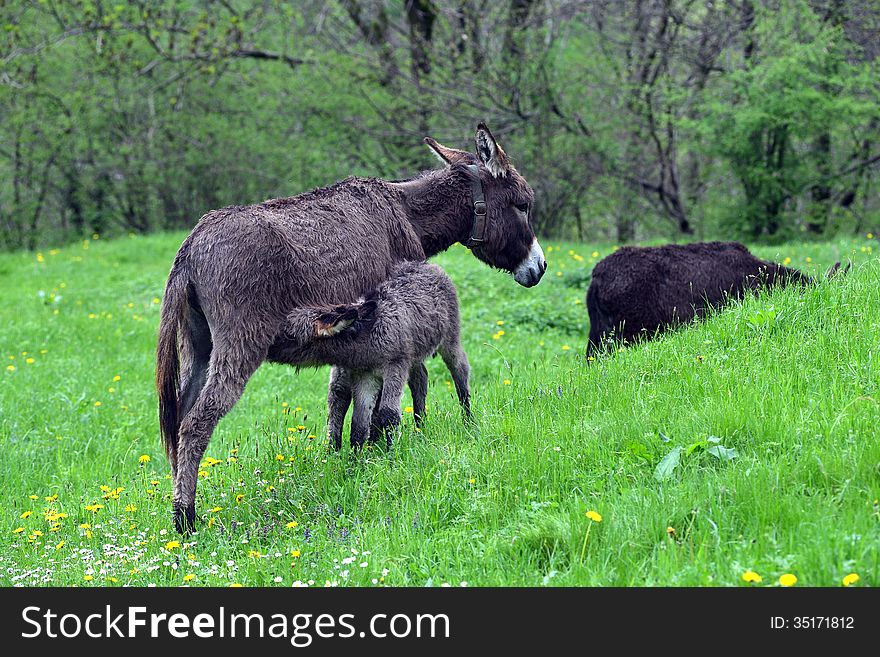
xmin=424 ymin=137 xmax=470 ymax=166
xmin=475 ymin=121 xmax=510 ymax=178
xmin=315 ymin=305 xmax=359 ymax=338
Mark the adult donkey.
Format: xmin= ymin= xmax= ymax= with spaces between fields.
xmin=157 ymin=123 xmax=546 ymax=532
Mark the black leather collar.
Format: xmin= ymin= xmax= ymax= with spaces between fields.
xmin=465 ymin=164 xmax=487 ymax=256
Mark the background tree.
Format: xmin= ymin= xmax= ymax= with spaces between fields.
xmin=0 ymin=0 xmax=877 ymax=249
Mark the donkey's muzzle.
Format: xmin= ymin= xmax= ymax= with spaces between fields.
xmin=513 ymin=239 xmax=547 ymax=287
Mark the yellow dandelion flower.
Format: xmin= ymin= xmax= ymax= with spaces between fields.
xmin=404 ymin=406 xmax=413 ymax=413
xmin=79 ymin=523 xmax=90 ymax=530
xmin=94 ymin=401 xmax=102 ymax=407
xmin=183 ymin=574 xmax=195 ymax=582
xmin=165 ymin=540 xmax=181 ymax=551
xmin=12 ymin=527 xmax=25 ymax=534
xmin=207 ymin=517 xmax=217 ymax=528
xmin=247 ymin=550 xmax=261 ymax=558
xmin=779 ymin=573 xmax=797 ymax=587
xmin=585 ymin=510 xmax=602 ymax=523
xmin=20 ymin=511 xmax=32 ymax=519
xmin=291 ymin=550 xmax=301 ymax=558
xmin=562 ymin=345 xmax=571 ymax=351
xmin=152 ymin=297 xmax=160 ymax=304
xmin=138 ymin=454 xmax=150 ymax=463
xmin=842 ymin=573 xmax=860 ymax=587
xmin=44 ymin=494 xmax=57 ymax=502
xmin=83 ymin=575 xmax=93 ymax=581
xmin=25 ymin=358 xmax=35 ymax=364
xmin=297 ymin=425 xmax=306 ymax=431
xmin=85 ymin=503 xmax=104 ymax=513
xmin=286 ymin=521 xmax=299 ymax=529
xmin=55 ymin=541 xmax=64 ymax=550
xmin=468 ymin=478 xmax=476 ymax=485
xmin=113 ymin=375 xmax=121 ymax=381
xmin=210 ymin=506 xmax=222 ymax=513
xmin=229 ymin=583 xmax=243 ymax=587
xmin=29 ymin=495 xmax=38 ymax=500
xmin=742 ymin=570 xmax=762 ymax=584
xmin=503 ymin=379 xmax=511 ymax=385
xmin=125 ymin=504 xmax=137 ymax=512
xmin=6 ymin=365 xmax=15 ymax=372
xmin=235 ymin=494 xmax=244 ymax=503
xmin=275 ymin=454 xmax=285 ymax=461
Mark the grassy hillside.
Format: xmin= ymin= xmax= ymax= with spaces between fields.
xmin=1 ymin=232 xmax=877 ymax=586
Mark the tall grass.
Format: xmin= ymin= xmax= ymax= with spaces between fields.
xmin=0 ymin=233 xmax=877 ymax=586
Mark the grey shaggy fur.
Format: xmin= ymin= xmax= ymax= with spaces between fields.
xmin=586 ymin=241 xmax=844 ymax=353
xmin=277 ymin=261 xmax=470 ymax=449
xmin=156 ymin=123 xmax=544 ymax=533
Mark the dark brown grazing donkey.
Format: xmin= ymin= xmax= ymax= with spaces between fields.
xmin=586 ymin=241 xmax=846 ymax=353
xmin=157 ymin=123 xmax=546 ymax=533
xmin=277 ymin=260 xmax=470 ymax=449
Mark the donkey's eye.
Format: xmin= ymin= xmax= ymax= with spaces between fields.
xmin=514 ymin=202 xmax=529 ymax=213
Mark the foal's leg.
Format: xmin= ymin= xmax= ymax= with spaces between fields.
xmin=349 ymin=374 xmax=381 ymax=449
xmin=327 ymin=366 xmax=352 ymax=450
xmin=439 ymin=342 xmax=471 ymax=421
xmin=372 ymin=361 xmax=410 ymax=447
xmin=173 ymin=341 xmax=265 ymax=533
xmin=407 ymin=361 xmax=429 ymax=428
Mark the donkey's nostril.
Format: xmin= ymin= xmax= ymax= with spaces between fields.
xmin=540 ymin=259 xmax=547 ymax=273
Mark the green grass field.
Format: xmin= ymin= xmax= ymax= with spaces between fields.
xmin=1 ymin=232 xmax=878 ymax=587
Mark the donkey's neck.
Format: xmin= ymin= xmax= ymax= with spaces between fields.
xmin=389 ymin=168 xmax=474 ymax=258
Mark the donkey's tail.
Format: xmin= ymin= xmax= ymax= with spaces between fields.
xmin=156 ymin=262 xmax=188 ymax=471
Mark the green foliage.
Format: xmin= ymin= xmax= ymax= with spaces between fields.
xmin=0 ymin=1 xmax=878 ymax=248
xmin=693 ymin=2 xmax=880 ymax=238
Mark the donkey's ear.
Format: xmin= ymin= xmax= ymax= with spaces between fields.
xmin=424 ymin=137 xmax=470 ymax=166
xmin=475 ymin=121 xmax=510 ymax=178
xmin=315 ymin=305 xmax=359 ymax=338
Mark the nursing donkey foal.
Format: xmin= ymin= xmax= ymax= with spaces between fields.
xmin=157 ymin=123 xmax=545 ymax=533
xmin=278 ymin=260 xmax=470 ymax=449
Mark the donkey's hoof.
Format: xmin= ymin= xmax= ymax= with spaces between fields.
xmin=374 ymin=407 xmax=401 ymax=432
xmin=173 ymin=505 xmax=196 ymax=534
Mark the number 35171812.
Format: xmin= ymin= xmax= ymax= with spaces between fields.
xmin=771 ymin=617 xmax=854 ymax=629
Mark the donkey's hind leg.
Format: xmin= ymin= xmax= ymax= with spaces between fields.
xmin=439 ymin=342 xmax=471 ymax=421
xmin=372 ymin=361 xmax=409 ymax=447
xmin=407 ymin=362 xmax=429 ymax=428
xmin=177 ymin=306 xmax=213 ymax=461
xmin=173 ymin=340 xmax=265 ymax=533
xmin=327 ymin=367 xmax=352 ymax=450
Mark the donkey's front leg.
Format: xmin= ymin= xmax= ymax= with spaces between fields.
xmin=327 ymin=367 xmax=352 ymax=450
xmin=372 ymin=361 xmax=409 ymax=447
xmin=349 ymin=374 xmax=381 ymax=449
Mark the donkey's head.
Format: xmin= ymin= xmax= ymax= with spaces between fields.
xmin=424 ymin=123 xmax=546 ymax=287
